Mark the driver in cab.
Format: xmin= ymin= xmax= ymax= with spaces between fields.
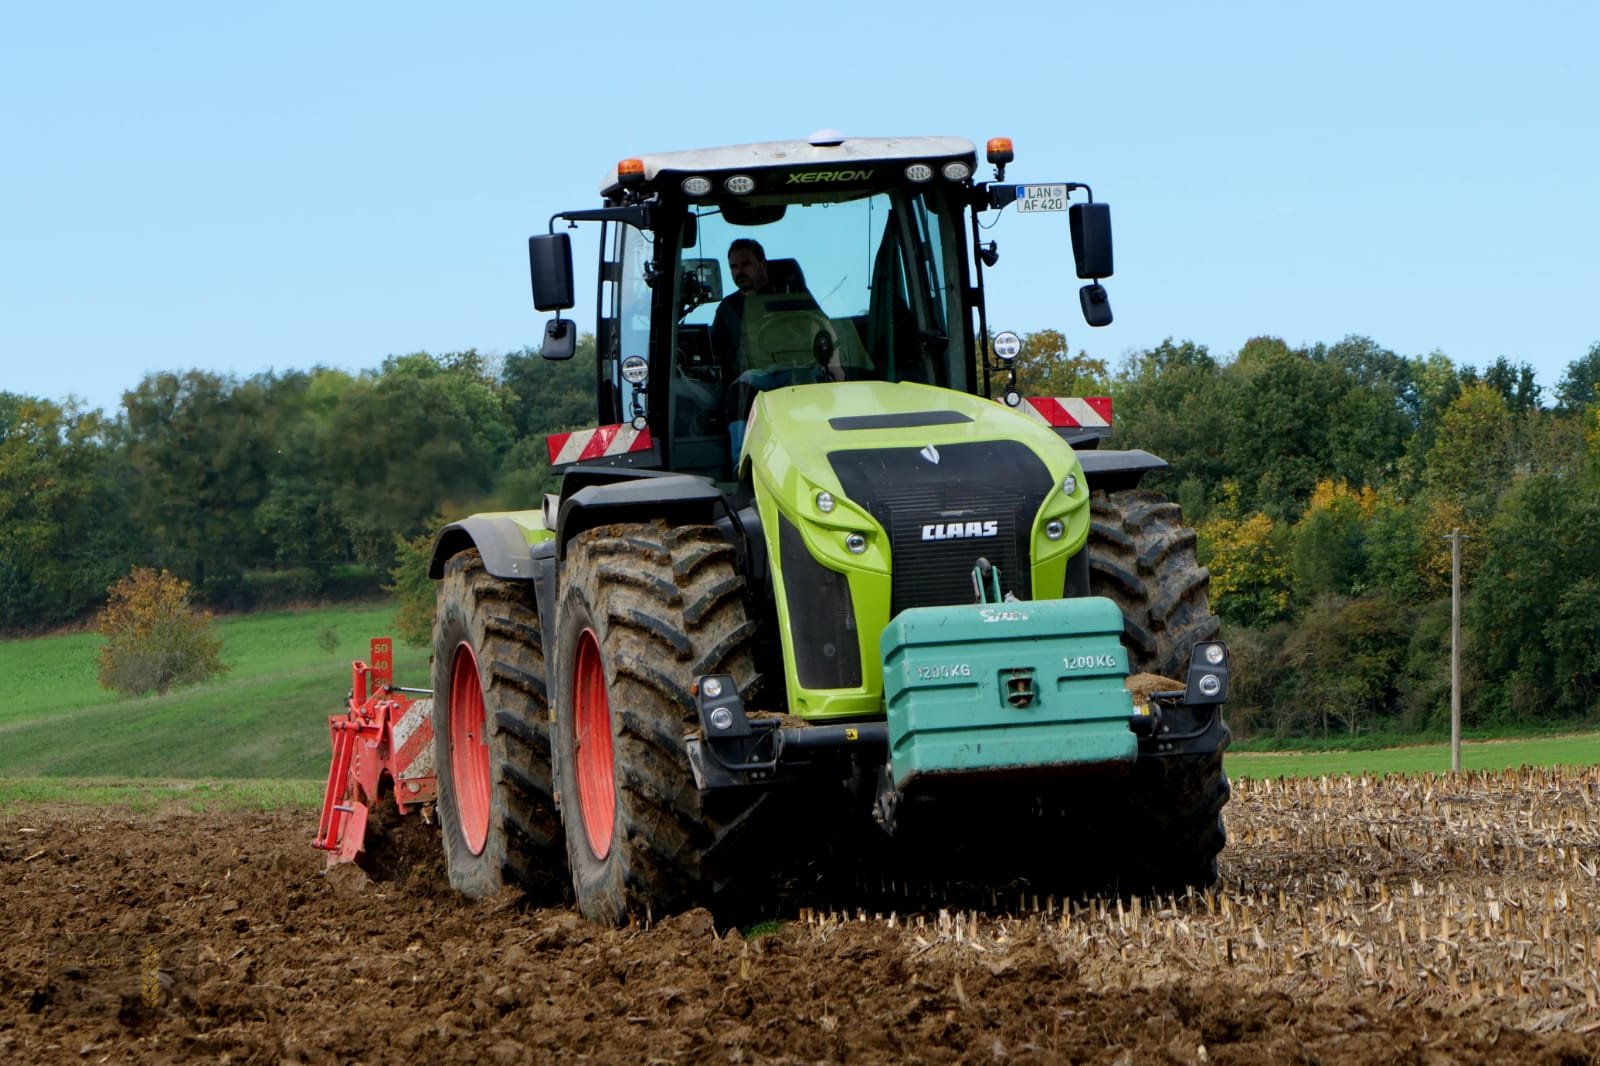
xmin=712 ymin=239 xmax=841 ymax=455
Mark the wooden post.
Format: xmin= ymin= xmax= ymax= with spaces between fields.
xmin=1446 ymin=528 xmax=1468 ymax=773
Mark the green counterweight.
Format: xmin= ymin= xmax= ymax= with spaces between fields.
xmin=881 ymin=596 xmax=1136 ymax=790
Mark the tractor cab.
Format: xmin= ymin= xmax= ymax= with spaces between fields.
xmin=529 ymin=134 xmax=1114 ymax=481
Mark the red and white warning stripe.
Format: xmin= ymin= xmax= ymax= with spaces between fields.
xmin=391 ymin=697 xmax=434 ymax=781
xmin=1020 ymin=396 xmax=1113 ymax=429
xmin=546 ymin=423 xmax=653 ymax=466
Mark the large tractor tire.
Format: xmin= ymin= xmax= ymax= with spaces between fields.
xmin=431 ymin=549 xmax=566 ymax=901
xmin=1087 ymin=489 xmax=1220 ymax=677
xmin=1117 ymin=748 xmax=1231 ymax=892
xmin=553 ymin=521 xmax=765 ymax=925
xmin=1087 ymin=488 xmax=1230 ymax=892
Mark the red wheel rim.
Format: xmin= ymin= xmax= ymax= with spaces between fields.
xmin=572 ymin=628 xmax=615 ymax=860
xmin=448 ymin=641 xmax=491 ymax=855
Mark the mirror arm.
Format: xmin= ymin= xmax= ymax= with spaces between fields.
xmin=548 ymin=205 xmax=653 ymax=232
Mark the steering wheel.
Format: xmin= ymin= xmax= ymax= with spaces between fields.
xmin=751 ymin=310 xmax=836 ymax=372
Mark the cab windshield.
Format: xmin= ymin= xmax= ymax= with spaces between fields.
xmin=668 ymin=186 xmax=971 ymax=477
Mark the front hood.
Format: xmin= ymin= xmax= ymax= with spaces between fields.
xmin=742 ymin=381 xmax=1091 ymax=599
xmin=741 ymin=380 xmax=1083 ymax=496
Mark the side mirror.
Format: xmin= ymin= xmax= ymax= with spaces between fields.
xmin=1079 ymin=283 xmax=1113 ymax=327
xmin=541 ymin=317 xmax=577 ymax=361
xmin=529 ymin=233 xmax=575 ymax=311
xmin=683 ymin=258 xmax=724 ymax=301
xmin=1069 ymin=202 xmax=1113 ymax=280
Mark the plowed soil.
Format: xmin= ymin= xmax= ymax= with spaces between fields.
xmin=5 ymin=767 xmax=1600 ymax=1064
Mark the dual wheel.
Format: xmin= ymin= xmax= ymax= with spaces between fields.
xmin=432 ymin=523 xmax=763 ymax=923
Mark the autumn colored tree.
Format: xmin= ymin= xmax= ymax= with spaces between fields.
xmin=96 ymin=568 xmax=227 ymax=696
xmin=1010 ymin=329 xmax=1111 ymax=397
xmin=1288 ymin=479 xmax=1378 ymax=604
xmin=1195 ymin=485 xmax=1292 ymax=628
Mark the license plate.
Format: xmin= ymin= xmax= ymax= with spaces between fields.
xmin=1014 ymin=184 xmax=1069 ymax=213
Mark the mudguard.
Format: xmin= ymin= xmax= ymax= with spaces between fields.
xmin=1075 ymin=449 xmax=1169 ymax=493
xmin=555 ymin=474 xmax=725 ymax=558
xmin=429 ymin=514 xmax=551 ymax=580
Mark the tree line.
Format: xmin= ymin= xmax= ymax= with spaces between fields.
xmin=1013 ymin=331 xmax=1600 ymax=737
xmin=0 ymin=345 xmax=595 ymax=629
xmin=5 ymin=332 xmax=1600 ymax=737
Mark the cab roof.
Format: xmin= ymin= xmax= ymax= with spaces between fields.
xmin=600 ymin=135 xmax=978 ymax=195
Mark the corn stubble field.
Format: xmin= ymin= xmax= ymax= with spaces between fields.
xmin=5 ymin=766 xmax=1600 ymax=1063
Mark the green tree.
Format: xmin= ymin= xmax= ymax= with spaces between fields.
xmin=1474 ymin=356 xmax=1541 ymax=412
xmin=1363 ymin=489 xmax=1428 ymax=606
xmin=1287 ymin=479 xmax=1375 ymax=604
xmin=1320 ymin=336 xmax=1414 ymax=489
xmin=1280 ymin=594 xmax=1410 ymax=737
xmin=387 ymin=523 xmax=440 ymax=647
xmin=317 ymin=352 xmax=516 ymax=569
xmin=502 ymin=338 xmax=598 ymax=439
xmin=1218 ymin=337 xmax=1349 ymax=518
xmin=1421 ymin=382 xmax=1517 ymax=523
xmin=251 ymin=368 xmax=357 ymax=591
xmin=1555 ymin=341 xmax=1600 ymax=413
xmin=1111 ymin=339 xmax=1230 ymax=510
xmin=0 ymin=394 xmax=127 ymax=629
xmin=116 ymin=370 xmax=276 ymax=599
xmin=1467 ymin=474 xmax=1600 ymax=722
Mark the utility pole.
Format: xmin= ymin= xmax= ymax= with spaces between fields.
xmin=1445 ymin=528 xmax=1470 ymax=772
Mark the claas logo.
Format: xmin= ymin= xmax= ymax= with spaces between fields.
xmin=921 ymin=520 xmax=999 ymax=541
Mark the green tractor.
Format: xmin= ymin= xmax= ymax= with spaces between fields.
xmin=426 ymin=133 xmax=1230 ymax=923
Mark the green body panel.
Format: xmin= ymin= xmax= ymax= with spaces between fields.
xmin=742 ymin=381 xmax=1090 ymax=720
xmin=881 ymin=597 xmax=1135 ymax=789
xmin=466 ymin=509 xmax=554 ymax=544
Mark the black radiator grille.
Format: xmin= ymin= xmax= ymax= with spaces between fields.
xmin=829 ymin=442 xmax=1052 ymax=616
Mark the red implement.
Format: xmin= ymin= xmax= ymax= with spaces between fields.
xmin=313 ymin=637 xmax=437 ymax=865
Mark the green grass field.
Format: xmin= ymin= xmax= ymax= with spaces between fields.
xmin=1227 ymin=733 xmax=1600 ymax=779
xmin=4 ymin=603 xmax=1599 ymax=811
xmin=0 ymin=604 xmax=428 ymax=785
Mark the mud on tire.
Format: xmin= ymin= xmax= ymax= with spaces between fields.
xmin=431 ymin=549 xmax=566 ymax=901
xmin=553 ymin=521 xmax=766 ymax=925
xmin=1088 ymin=488 xmax=1230 ymax=892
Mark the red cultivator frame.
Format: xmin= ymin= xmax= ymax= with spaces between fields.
xmin=313 ymin=638 xmax=436 ymax=865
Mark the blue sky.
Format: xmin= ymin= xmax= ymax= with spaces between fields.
xmin=2 ymin=1 xmax=1595 ymax=414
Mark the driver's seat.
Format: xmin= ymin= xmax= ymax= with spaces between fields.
xmin=766 ymin=258 xmax=807 ymax=293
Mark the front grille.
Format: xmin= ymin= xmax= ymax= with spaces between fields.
xmin=829 ymin=442 xmax=1051 ymax=616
